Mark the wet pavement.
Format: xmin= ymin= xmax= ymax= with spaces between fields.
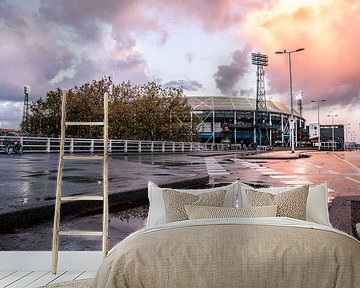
xmin=0 ymin=153 xmax=206 ymax=211
xmin=206 ymin=150 xmax=360 ymax=199
xmin=0 ymin=201 xmax=148 ymax=251
xmin=0 ymin=149 xmax=359 ymax=250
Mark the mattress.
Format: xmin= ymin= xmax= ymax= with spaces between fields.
xmin=92 ymin=217 xmax=360 ymax=287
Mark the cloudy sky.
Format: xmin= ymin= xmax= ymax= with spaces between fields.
xmin=1 ymin=0 xmax=359 ymax=141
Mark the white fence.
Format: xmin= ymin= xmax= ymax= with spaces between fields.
xmin=0 ymin=136 xmax=238 ymax=154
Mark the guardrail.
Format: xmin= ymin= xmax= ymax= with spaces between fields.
xmin=0 ymin=136 xmax=245 ymax=154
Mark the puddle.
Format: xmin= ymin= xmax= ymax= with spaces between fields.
xmin=152 ymin=173 xmax=171 ymax=176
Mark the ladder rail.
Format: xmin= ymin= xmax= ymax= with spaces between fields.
xmin=102 ymin=92 xmax=109 ymax=259
xmin=52 ymin=90 xmax=68 ymax=274
xmin=52 ymin=91 xmax=109 ymax=274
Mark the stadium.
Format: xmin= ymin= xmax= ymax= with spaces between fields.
xmin=187 ymin=96 xmax=306 ymax=148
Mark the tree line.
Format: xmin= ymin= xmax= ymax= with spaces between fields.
xmin=21 ymin=77 xmax=200 ymax=142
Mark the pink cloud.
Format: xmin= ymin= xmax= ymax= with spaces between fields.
xmin=244 ymin=0 xmax=360 ymax=106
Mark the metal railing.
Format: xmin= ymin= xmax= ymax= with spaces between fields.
xmin=0 ymin=136 xmax=245 ymax=154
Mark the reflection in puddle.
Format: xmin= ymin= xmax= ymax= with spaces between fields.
xmin=113 ymin=205 xmax=149 ymax=223
xmin=294 ymin=167 xmax=307 ymax=174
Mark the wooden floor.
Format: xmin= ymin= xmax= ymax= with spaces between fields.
xmin=0 ymin=270 xmax=95 ymax=287
xmin=0 ymin=251 xmax=102 ymax=288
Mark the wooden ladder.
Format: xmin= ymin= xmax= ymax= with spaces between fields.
xmin=52 ymin=91 xmax=109 ymax=274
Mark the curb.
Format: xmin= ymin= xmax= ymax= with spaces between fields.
xmin=188 ymin=150 xmax=311 ymax=160
xmin=0 ymin=174 xmax=209 ymax=232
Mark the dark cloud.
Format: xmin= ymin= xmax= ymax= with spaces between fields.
xmin=38 ymin=0 xmax=168 ymax=44
xmin=163 ymin=80 xmax=203 ymax=91
xmin=0 ymin=1 xmax=27 ymax=31
xmin=239 ymin=88 xmax=255 ymax=97
xmin=0 ymin=84 xmax=21 ymax=102
xmin=38 ymin=0 xmax=116 ymax=42
xmin=213 ymin=49 xmax=250 ymax=96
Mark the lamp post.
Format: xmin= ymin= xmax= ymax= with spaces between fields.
xmin=344 ymin=123 xmax=350 ymax=151
xmin=327 ymin=114 xmax=338 ymax=151
xmin=275 ymin=48 xmax=305 ymax=153
xmin=311 ymin=100 xmax=326 ymax=150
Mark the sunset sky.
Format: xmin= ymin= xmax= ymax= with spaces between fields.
xmin=1 ymin=0 xmax=359 ymax=142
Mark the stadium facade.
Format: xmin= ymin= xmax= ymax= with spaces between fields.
xmin=187 ymin=96 xmax=306 ymax=147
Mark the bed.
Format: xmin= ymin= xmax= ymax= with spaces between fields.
xmin=92 ymin=182 xmax=360 ymax=288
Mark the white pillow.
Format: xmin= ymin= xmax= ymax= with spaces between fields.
xmin=240 ymin=183 xmax=331 ymax=227
xmin=146 ymin=181 xmax=245 ymax=228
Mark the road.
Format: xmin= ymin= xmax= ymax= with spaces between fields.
xmin=0 ymin=153 xmax=205 ymax=211
xmin=0 ymin=150 xmax=359 ymax=250
xmin=206 ymin=151 xmax=360 ymax=202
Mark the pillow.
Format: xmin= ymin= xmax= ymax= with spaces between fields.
xmin=162 ymin=189 xmax=226 ymax=223
xmin=146 ymin=181 xmax=244 ymax=227
xmin=184 ymin=205 xmax=278 ymax=219
xmin=240 ymin=183 xmax=331 ymax=226
xmin=246 ymin=185 xmax=309 ymax=220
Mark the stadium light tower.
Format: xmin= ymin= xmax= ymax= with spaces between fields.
xmin=311 ymin=99 xmax=326 ymax=150
xmin=251 ymin=52 xmax=268 ymax=112
xmin=251 ymin=52 xmax=268 ymax=145
xmin=275 ymin=48 xmax=305 ymax=153
xmin=296 ymin=91 xmax=303 ymax=117
xmin=22 ymin=85 xmax=31 ymax=130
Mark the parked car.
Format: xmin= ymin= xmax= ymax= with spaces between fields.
xmin=1 ymin=132 xmax=23 ymax=154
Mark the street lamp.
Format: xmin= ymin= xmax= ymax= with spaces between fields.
xmin=275 ymin=48 xmax=305 ymax=153
xmin=344 ymin=123 xmax=351 ymax=151
xmin=311 ymin=100 xmax=326 ymax=150
xmin=327 ymin=114 xmax=338 ymax=151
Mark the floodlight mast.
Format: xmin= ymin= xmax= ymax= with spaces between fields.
xmin=22 ymin=85 xmax=31 ymax=131
xmin=251 ymin=52 xmax=268 ymax=146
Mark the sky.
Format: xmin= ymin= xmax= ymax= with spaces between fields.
xmin=0 ymin=0 xmax=359 ymax=142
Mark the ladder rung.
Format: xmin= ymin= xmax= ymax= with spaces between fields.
xmin=65 ymin=121 xmax=104 ymax=126
xmin=61 ymin=196 xmax=103 ymax=201
xmin=63 ymin=155 xmax=104 ymax=160
xmin=59 ymin=231 xmax=103 ymax=236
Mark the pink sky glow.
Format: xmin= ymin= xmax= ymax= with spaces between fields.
xmin=0 ymin=0 xmax=359 ymax=141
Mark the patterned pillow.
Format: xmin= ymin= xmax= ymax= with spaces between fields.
xmin=246 ymin=185 xmax=309 ymax=220
xmin=184 ymin=205 xmax=278 ymax=219
xmin=162 ymin=189 xmax=226 ymax=223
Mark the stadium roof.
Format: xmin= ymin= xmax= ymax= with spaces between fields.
xmin=186 ymin=96 xmax=301 ymax=118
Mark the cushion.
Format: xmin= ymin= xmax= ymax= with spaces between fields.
xmin=184 ymin=205 xmax=278 ymax=219
xmin=246 ymin=185 xmax=309 ymax=220
xmin=240 ymin=183 xmax=331 ymax=226
xmin=162 ymin=189 xmax=226 ymax=223
xmin=146 ymin=181 xmax=249 ymax=228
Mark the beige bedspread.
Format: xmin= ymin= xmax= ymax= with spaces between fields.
xmin=92 ymin=218 xmax=360 ymax=288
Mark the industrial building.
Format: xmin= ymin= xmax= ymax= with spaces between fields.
xmin=308 ymin=123 xmax=347 ymax=150
xmin=187 ymin=96 xmax=306 ymax=148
